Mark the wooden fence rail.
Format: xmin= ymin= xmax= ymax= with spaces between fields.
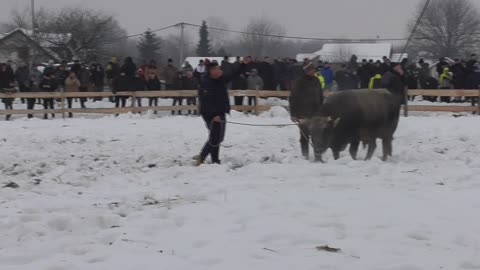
xmin=0 ymin=89 xmax=478 ymax=117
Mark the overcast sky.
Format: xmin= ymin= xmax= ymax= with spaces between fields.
xmin=2 ymin=0 xmax=479 ymax=39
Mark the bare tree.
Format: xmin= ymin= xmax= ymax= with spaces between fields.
xmin=4 ymin=6 xmax=127 ymax=62
xmin=242 ymin=17 xmax=286 ymax=57
xmin=409 ymin=0 xmax=480 ymax=59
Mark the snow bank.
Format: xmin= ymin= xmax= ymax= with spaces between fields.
xmin=1 ymin=113 xmax=480 ymax=270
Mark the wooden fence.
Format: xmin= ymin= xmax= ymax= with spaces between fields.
xmin=0 ymin=89 xmax=478 ymax=117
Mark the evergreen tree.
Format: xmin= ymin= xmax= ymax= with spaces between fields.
xmin=196 ymin=21 xmax=213 ymax=56
xmin=137 ymin=29 xmax=162 ymax=62
xmin=217 ymin=47 xmax=228 ymax=57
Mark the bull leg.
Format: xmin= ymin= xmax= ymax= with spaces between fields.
xmin=349 ymin=140 xmax=360 ymax=160
xmin=364 ymin=139 xmax=377 ymax=161
xmin=381 ymin=139 xmax=390 ymax=161
xmin=333 ymin=150 xmax=340 ymax=160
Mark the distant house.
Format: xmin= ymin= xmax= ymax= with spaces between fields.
xmin=0 ymin=28 xmax=67 ymax=64
xmin=296 ymin=42 xmax=408 ymax=63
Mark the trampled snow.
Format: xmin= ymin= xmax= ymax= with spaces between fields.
xmin=1 ymin=109 xmax=480 ymax=270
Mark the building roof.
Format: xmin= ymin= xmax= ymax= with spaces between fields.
xmin=314 ymin=43 xmax=392 ymax=62
xmin=0 ymin=29 xmax=60 ymax=62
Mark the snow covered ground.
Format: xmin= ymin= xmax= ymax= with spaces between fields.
xmin=1 ymin=108 xmax=480 ymax=270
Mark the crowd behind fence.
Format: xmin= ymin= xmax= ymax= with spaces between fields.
xmin=1 ymin=55 xmax=480 ymax=120
xmin=0 ymin=89 xmax=478 ymax=120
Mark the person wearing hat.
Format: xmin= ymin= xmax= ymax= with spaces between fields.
xmin=70 ymin=59 xmax=82 ymax=76
xmin=380 ymin=63 xmax=406 ymax=105
xmin=289 ymin=62 xmax=324 ymax=159
xmin=246 ymin=68 xmax=264 ymax=107
xmin=163 ymin=58 xmax=178 ymax=90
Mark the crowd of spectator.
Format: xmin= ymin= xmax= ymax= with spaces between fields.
xmin=1 ymin=53 xmax=480 ymax=120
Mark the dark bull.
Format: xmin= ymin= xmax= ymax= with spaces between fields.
xmin=307 ymin=89 xmax=401 ymax=162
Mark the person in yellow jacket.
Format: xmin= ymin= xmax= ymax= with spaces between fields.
xmin=368 ymin=74 xmax=382 ymax=90
xmin=439 ymin=67 xmax=452 ymax=103
xmin=315 ymin=69 xmax=326 ymax=90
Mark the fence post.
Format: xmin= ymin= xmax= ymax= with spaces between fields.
xmin=130 ymin=91 xmax=136 ymax=114
xmin=404 ymin=87 xmax=409 ymax=117
xmin=255 ymin=90 xmax=260 ymax=116
xmin=478 ymin=90 xmax=480 ymax=115
xmin=61 ymin=90 xmax=66 ymax=119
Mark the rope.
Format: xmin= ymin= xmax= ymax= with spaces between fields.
xmin=225 ymin=121 xmax=297 ymax=127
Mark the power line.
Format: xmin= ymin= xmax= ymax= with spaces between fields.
xmin=107 ymin=23 xmax=180 ymax=42
xmin=401 ymin=0 xmax=431 ymax=56
xmin=183 ymin=22 xmax=408 ymax=42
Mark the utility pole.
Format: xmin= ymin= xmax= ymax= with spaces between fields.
xmin=179 ymin=22 xmax=185 ymax=68
xmin=30 ymin=0 xmax=36 ymax=67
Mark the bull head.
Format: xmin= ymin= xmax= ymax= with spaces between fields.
xmin=308 ymin=116 xmax=341 ymax=162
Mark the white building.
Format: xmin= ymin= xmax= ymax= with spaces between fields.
xmin=296 ymin=42 xmax=408 ymax=63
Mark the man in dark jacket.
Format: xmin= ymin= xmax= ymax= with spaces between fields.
xmin=197 ymin=61 xmax=240 ymax=165
xmin=381 ymin=63 xmax=406 ymax=105
xmin=183 ymin=71 xmax=199 ymax=115
xmin=55 ymin=64 xmax=69 ymax=91
xmin=121 ymin=57 xmax=137 ymax=79
xmin=1 ymin=63 xmax=16 ymax=120
xmin=258 ymin=57 xmax=275 ymax=90
xmin=39 ymin=74 xmax=58 ymax=119
xmin=335 ymin=64 xmax=355 ymax=91
xmin=130 ymin=70 xmax=146 ymax=107
xmin=113 ymin=73 xmax=129 ymax=108
xmin=289 ymin=63 xmax=324 ymax=159
xmin=70 ymin=60 xmax=82 ymax=76
xmin=15 ymin=64 xmax=30 ymax=104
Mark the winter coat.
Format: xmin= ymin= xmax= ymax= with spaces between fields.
xmin=43 ymin=65 xmax=55 ymax=76
xmin=321 ymin=67 xmax=334 ymax=85
xmin=39 ymin=78 xmax=58 ymax=92
xmin=231 ymin=61 xmax=246 ymax=90
xmin=0 ymin=70 xmax=14 ymax=89
xmin=78 ymin=69 xmax=91 ymax=88
xmin=130 ymin=77 xmax=146 ymax=91
xmin=121 ymin=60 xmax=137 ymax=79
xmin=466 ymin=71 xmax=480 ymax=90
xmin=198 ymin=74 xmax=231 ymax=117
xmin=70 ymin=63 xmax=82 ymax=76
xmin=369 ymin=74 xmax=383 ymax=90
xmin=420 ymin=76 xmax=439 ymax=90
xmin=221 ymin=61 xmax=234 ymax=77
xmin=257 ymin=62 xmax=275 ymax=90
xmin=336 ymin=70 xmax=355 ymax=91
xmin=64 ymin=77 xmax=81 ymax=92
xmin=182 ymin=77 xmax=199 ymax=90
xmin=91 ymin=68 xmax=105 ymax=87
xmin=246 ymin=75 xmax=264 ymax=90
xmin=289 ymin=75 xmax=324 ymax=119
xmin=436 ymin=61 xmax=449 ymax=77
xmin=451 ymin=63 xmax=467 ymax=89
xmin=380 ymin=71 xmax=406 ymax=104
xmin=439 ymin=68 xmax=452 ymax=89
xmin=56 ymin=69 xmax=69 ymax=86
xmin=15 ymin=67 xmax=30 ymax=85
xmin=146 ymin=78 xmax=161 ymax=91
xmin=163 ymin=64 xmax=178 ymax=85
xmin=106 ymin=62 xmax=120 ymax=79
xmin=112 ymin=75 xmax=130 ymax=94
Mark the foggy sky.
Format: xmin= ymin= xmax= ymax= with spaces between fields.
xmin=2 ymin=0 xmax=479 ymax=39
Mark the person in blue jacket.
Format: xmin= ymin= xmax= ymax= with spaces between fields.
xmin=321 ymin=62 xmax=334 ymax=90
